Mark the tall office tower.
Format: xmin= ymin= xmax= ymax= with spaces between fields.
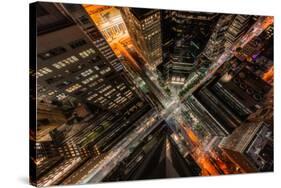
xmin=211 ymin=63 xmax=271 ymax=118
xmin=183 ymin=60 xmax=272 ymax=138
xmin=36 ymin=102 xmax=67 ymax=146
xmin=203 ymin=15 xmax=255 ymax=62
xmin=224 ymin=15 xmax=255 ymax=48
xmin=183 ymin=95 xmax=229 ymax=138
xmin=120 ymin=8 xmax=163 ymax=68
xmin=35 ymin=157 xmax=85 ymax=187
xmin=31 ymin=103 xmax=93 ymax=186
xmin=219 ymin=121 xmax=273 ymax=173
xmin=33 ymin=4 xmax=155 ymax=183
xmin=36 ymin=2 xmax=136 ymax=112
xmin=83 ymin=5 xmax=128 ymax=42
xmin=247 ymin=88 xmax=273 ymax=126
xmin=156 ymin=10 xmax=173 ymax=79
xmin=203 ymin=15 xmax=234 ymax=61
xmin=103 ymin=123 xmax=201 ymax=181
xmin=162 ymin=11 xmax=219 ymax=84
xmin=37 ymin=102 xmax=67 ymax=126
xmin=61 ymin=4 xmax=124 ymax=72
xmin=238 ymin=23 xmax=273 ymax=61
xmin=35 ymin=98 xmax=151 ymax=161
xmin=30 ymin=102 xmax=68 ymax=183
xmin=34 ymin=102 xmax=98 ymax=163
xmin=260 ymin=24 xmax=274 ymax=60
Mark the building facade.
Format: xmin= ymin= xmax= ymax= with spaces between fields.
xmin=121 ymin=8 xmax=163 ymax=68
xmin=219 ymin=121 xmax=273 ymax=172
xmin=161 ymin=11 xmax=219 ymax=84
xmin=36 ymin=3 xmax=136 ymax=112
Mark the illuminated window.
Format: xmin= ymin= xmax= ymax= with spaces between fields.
xmin=36 ymin=72 xmax=43 ymax=78
xmin=81 ymin=74 xmax=99 ymax=84
xmin=81 ymin=69 xmax=93 ymax=77
xmin=104 ymin=88 xmax=116 ymax=97
xmin=56 ymin=93 xmax=67 ymax=100
xmin=100 ymin=67 xmax=111 ymax=75
xmin=65 ymin=84 xmax=82 ymax=93
xmin=89 ymin=81 xmax=98 ymax=88
xmin=87 ymin=93 xmax=98 ymax=101
xmin=52 ymin=56 xmax=78 ymax=70
xmin=99 ymin=85 xmax=112 ymax=94
xmin=119 ymin=85 xmax=126 ymax=91
xmin=42 ymin=67 xmax=52 ymax=73
xmin=100 ymin=98 xmax=107 ymax=104
xmin=97 ymin=78 xmax=104 ymax=83
xmin=94 ymin=66 xmax=100 ymax=71
xmin=48 ymin=91 xmax=55 ymax=96
xmin=108 ymin=103 xmax=117 ymax=109
xmin=37 ymin=67 xmax=53 ymax=77
xmin=52 ymin=61 xmax=66 ymax=69
xmin=79 ymin=48 xmax=95 ymax=58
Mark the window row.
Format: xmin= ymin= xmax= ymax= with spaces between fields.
xmin=65 ymin=83 xmax=82 ymax=93
xmin=82 ymin=74 xmax=99 ymax=84
xmin=89 ymin=78 xmax=104 ymax=88
xmin=79 ymin=48 xmax=96 ymax=58
xmin=100 ymin=67 xmax=111 ymax=75
xmin=36 ymin=67 xmax=53 ymax=78
xmin=99 ymin=85 xmax=112 ymax=94
xmin=52 ymin=56 xmax=79 ymax=69
xmin=87 ymin=93 xmax=98 ymax=101
xmin=104 ymin=88 xmax=117 ymax=97
xmin=81 ymin=68 xmax=94 ymax=77
xmin=56 ymin=93 xmax=67 ymax=100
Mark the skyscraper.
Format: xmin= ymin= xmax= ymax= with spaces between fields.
xmin=219 ymin=121 xmax=273 ymax=172
xmin=161 ymin=11 xmax=219 ymax=84
xmin=183 ymin=57 xmax=271 ymax=138
xmin=203 ymin=15 xmax=256 ymax=62
xmin=32 ymin=3 xmax=155 ymax=185
xmin=29 ymin=2 xmax=274 ymax=186
xmin=120 ymin=8 xmax=163 ymax=68
xmin=36 ymin=2 xmax=136 ymax=112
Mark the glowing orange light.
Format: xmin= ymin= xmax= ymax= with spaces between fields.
xmin=262 ymin=16 xmax=274 ymax=30
xmin=187 ymin=129 xmax=199 ymax=145
xmin=262 ymin=66 xmax=273 ymax=83
xmin=198 ymin=155 xmax=220 ymax=175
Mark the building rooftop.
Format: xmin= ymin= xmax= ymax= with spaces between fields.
xmin=36 ymin=2 xmax=75 ymax=35
xmin=130 ymin=8 xmax=157 ymax=20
